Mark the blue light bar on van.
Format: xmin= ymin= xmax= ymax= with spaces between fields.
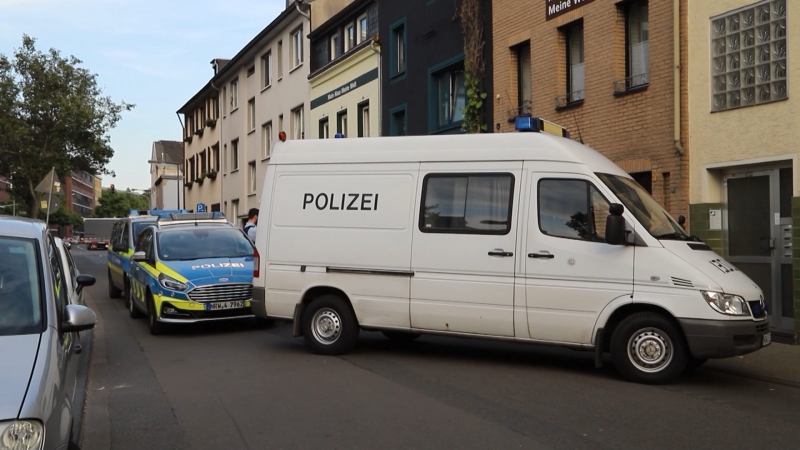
xmin=334 ymin=133 xmax=345 ymax=138
xmin=515 ymin=117 xmax=570 ymax=139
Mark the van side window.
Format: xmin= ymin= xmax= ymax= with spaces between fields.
xmin=538 ymin=179 xmax=610 ymax=242
xmin=420 ymin=173 xmax=514 ymax=234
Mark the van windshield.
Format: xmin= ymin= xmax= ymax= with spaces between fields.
xmin=157 ymin=228 xmax=254 ymax=261
xmin=0 ymin=237 xmax=43 ymax=336
xmin=596 ymin=173 xmax=692 ymax=240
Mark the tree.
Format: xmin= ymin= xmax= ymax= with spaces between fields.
xmin=45 ymin=203 xmax=84 ymax=227
xmin=94 ymin=188 xmax=149 ymax=218
xmin=0 ymin=35 xmax=134 ymax=217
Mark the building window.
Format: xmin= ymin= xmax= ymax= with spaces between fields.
xmin=291 ymin=27 xmax=303 ymax=68
xmin=277 ymin=40 xmax=283 ymax=78
xmin=222 ymin=86 xmax=227 ymax=116
xmin=538 ymin=179 xmax=610 ymax=242
xmin=420 ymin=174 xmax=514 ymax=235
xmin=223 ymin=144 xmax=227 ymax=173
xmin=559 ymin=21 xmax=585 ymax=106
xmin=248 ymin=162 xmax=256 ymax=194
xmin=247 ymin=65 xmax=255 ymax=77
xmin=711 ymin=0 xmax=787 ymax=111
xmin=626 ymin=1 xmax=649 ymax=88
xmin=390 ymin=19 xmax=406 ymax=78
xmin=345 ymin=22 xmax=356 ymax=52
xmin=230 ymin=79 xmax=239 ymax=110
xmin=358 ymin=102 xmax=370 ymax=137
xmin=279 ymin=114 xmax=284 ymax=136
xmin=390 ymin=105 xmax=407 ymax=136
xmin=232 ymin=200 xmax=239 ymax=222
xmin=319 ymin=117 xmax=330 ymax=139
xmin=262 ymin=122 xmax=272 ymax=158
xmin=262 ymin=51 xmax=272 ymax=88
xmin=291 ymin=106 xmax=304 ymax=140
xmin=231 ymin=140 xmax=239 ymax=171
xmin=247 ymin=98 xmax=256 ymax=132
xmin=330 ymin=34 xmax=340 ymax=61
xmin=337 ymin=110 xmax=348 ymax=136
xmin=516 ymin=41 xmax=532 ymax=116
xmin=430 ymin=60 xmax=466 ymax=132
xmin=212 ymin=144 xmax=220 ymax=171
xmin=358 ymin=13 xmax=368 ymax=44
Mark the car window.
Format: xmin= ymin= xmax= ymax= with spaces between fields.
xmin=47 ymin=236 xmax=69 ymax=324
xmin=420 ymin=174 xmax=514 ymax=234
xmin=538 ymin=179 xmax=610 ymax=242
xmin=122 ymin=222 xmax=130 ymax=247
xmin=135 ymin=229 xmax=150 ymax=252
xmin=0 ymin=237 xmax=43 ymax=336
xmin=63 ymin=242 xmax=79 ymax=287
xmin=157 ymin=228 xmax=254 ymax=261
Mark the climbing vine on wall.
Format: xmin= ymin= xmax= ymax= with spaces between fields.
xmin=457 ymin=0 xmax=487 ymax=133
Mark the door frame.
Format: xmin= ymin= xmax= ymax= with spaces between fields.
xmin=723 ymin=167 xmax=794 ymax=331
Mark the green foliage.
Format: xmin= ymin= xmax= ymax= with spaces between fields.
xmin=0 ymin=35 xmax=134 ymax=217
xmin=461 ymin=70 xmax=488 ymax=133
xmin=93 ymin=188 xmax=149 ymax=218
xmin=42 ymin=200 xmax=84 ymax=227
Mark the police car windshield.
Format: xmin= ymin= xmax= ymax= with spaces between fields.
xmin=596 ymin=173 xmax=691 ymax=240
xmin=157 ymin=228 xmax=253 ymax=261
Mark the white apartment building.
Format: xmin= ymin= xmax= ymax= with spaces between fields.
xmin=215 ymin=1 xmax=311 ymax=227
xmin=149 ymin=140 xmax=184 ymax=210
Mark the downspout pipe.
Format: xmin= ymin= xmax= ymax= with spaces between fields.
xmin=674 ymin=0 xmax=685 ymax=157
xmin=370 ymin=40 xmax=381 ymax=137
xmin=295 ymin=0 xmax=310 ymax=20
xmin=176 ymin=112 xmax=185 ymax=210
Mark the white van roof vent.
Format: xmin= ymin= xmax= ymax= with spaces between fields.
xmin=671 ymin=277 xmax=695 ymax=288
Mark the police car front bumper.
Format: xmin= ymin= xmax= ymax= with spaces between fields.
xmin=159 ymin=300 xmax=254 ymax=322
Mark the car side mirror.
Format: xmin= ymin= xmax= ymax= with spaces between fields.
xmin=62 ymin=304 xmax=97 ymax=333
xmin=132 ymin=251 xmax=147 ymax=262
xmin=76 ymin=274 xmax=96 ymax=288
xmin=112 ymin=242 xmax=127 ymax=252
xmin=605 ymin=203 xmax=627 ymax=246
xmin=677 ymin=215 xmax=686 ymax=227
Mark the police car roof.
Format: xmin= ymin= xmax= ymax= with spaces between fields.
xmin=269 ymin=133 xmax=631 ymax=179
xmin=155 ymin=220 xmax=233 ymax=230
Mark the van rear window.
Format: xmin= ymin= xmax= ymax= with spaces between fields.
xmin=420 ymin=173 xmax=514 ymax=234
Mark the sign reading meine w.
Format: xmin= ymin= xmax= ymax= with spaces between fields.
xmin=546 ymin=0 xmax=595 ymax=20
xmin=311 ymin=68 xmax=379 ymax=110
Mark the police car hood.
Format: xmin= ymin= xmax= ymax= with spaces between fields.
xmin=167 ymin=257 xmax=254 ymax=284
xmin=661 ymin=241 xmax=763 ymax=300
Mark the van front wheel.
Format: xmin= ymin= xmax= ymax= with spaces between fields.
xmin=302 ymin=295 xmax=359 ymax=355
xmin=611 ymin=312 xmax=688 ymax=384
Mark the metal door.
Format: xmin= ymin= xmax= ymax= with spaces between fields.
xmin=725 ymin=168 xmax=794 ymax=332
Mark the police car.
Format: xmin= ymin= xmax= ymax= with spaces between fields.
xmin=126 ymin=212 xmax=256 ymax=335
xmin=107 ymin=210 xmax=187 ymax=300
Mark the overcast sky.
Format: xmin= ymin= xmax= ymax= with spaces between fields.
xmin=0 ymin=0 xmax=287 ymax=191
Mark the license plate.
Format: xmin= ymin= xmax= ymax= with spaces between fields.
xmin=205 ymin=300 xmax=245 ymax=311
xmin=762 ymin=333 xmax=772 ymax=346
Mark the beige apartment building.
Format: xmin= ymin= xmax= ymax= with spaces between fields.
xmin=214 ymin=1 xmax=311 ymax=226
xmin=688 ymin=0 xmax=797 ymax=341
xmin=178 ymin=59 xmax=224 ymax=213
xmin=493 ymin=0 xmax=689 ymax=220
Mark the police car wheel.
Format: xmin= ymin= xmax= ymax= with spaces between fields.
xmin=128 ymin=284 xmax=144 ymax=319
xmin=108 ymin=270 xmax=122 ymax=298
xmin=302 ymin=295 xmax=359 ymax=355
xmin=611 ymin=312 xmax=688 ymax=384
xmin=147 ymin=293 xmax=167 ymax=335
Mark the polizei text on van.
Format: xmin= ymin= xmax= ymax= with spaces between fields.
xmin=303 ymin=193 xmax=379 ymax=211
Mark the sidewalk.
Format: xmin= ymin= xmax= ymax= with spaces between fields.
xmin=703 ymin=342 xmax=800 ymax=388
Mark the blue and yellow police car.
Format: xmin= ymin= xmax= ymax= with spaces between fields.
xmin=126 ymin=212 xmax=256 ymax=335
xmin=107 ymin=210 xmax=187 ymax=300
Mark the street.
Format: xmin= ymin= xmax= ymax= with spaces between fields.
xmin=71 ymin=246 xmax=800 ymax=450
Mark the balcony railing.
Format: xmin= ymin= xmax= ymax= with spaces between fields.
xmin=613 ymin=73 xmax=649 ymax=94
xmin=555 ymin=90 xmax=585 ymax=108
xmin=506 ymin=101 xmax=533 ymax=122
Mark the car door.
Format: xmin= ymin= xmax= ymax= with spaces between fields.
xmin=109 ymin=221 xmax=128 ymax=288
xmin=410 ymin=162 xmax=523 ymax=337
xmin=130 ymin=229 xmax=154 ymax=311
xmin=524 ymin=171 xmax=634 ymax=344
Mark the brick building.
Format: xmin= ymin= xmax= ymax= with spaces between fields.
xmin=492 ymin=0 xmax=689 ymax=220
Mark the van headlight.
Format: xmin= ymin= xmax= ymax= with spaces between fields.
xmin=701 ymin=291 xmax=751 ymax=316
xmin=0 ymin=420 xmax=44 ymax=450
xmin=158 ymin=273 xmax=188 ymax=292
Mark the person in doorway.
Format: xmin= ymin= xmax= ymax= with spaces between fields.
xmin=244 ymin=208 xmax=258 ymax=243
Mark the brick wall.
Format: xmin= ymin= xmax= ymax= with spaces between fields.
xmin=492 ymin=0 xmax=689 ymax=220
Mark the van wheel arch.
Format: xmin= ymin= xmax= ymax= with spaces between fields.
xmin=301 ymin=286 xmax=356 ymax=317
xmin=601 ymin=303 xmax=685 ymax=353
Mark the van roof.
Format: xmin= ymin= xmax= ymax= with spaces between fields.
xmin=270 ymin=133 xmax=630 ymax=178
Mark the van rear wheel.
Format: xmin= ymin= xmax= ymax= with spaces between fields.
xmin=611 ymin=312 xmax=688 ymax=384
xmin=302 ymin=295 xmax=359 ymax=355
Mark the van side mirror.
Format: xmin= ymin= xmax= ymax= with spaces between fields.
xmin=605 ymin=203 xmax=627 ymax=246
xmin=678 ymin=215 xmax=686 ymax=227
xmin=132 ymin=251 xmax=147 ymax=262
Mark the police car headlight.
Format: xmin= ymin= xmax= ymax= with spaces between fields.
xmin=701 ymin=291 xmax=750 ymax=316
xmin=158 ymin=273 xmax=188 ymax=292
xmin=0 ymin=420 xmax=44 ymax=450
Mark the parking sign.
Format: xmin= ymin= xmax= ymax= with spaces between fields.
xmin=196 ymin=203 xmax=207 ymax=213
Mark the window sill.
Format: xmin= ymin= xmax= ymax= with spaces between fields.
xmin=613 ymin=83 xmax=649 ymax=97
xmin=261 ymin=84 xmax=272 ymax=93
xmin=555 ymin=100 xmax=584 ymax=112
xmin=277 ymin=76 xmax=283 ymax=82
xmin=261 ymin=156 xmax=271 ymax=162
xmin=248 ymin=192 xmax=257 ymax=197
xmin=230 ymin=108 xmax=239 ymax=114
xmin=390 ymin=71 xmax=407 ymax=84
xmin=231 ymin=169 xmax=239 ymax=174
xmin=248 ymin=129 xmax=256 ymax=135
xmin=430 ymin=122 xmax=464 ymax=135
xmin=290 ymin=63 xmax=304 ymax=74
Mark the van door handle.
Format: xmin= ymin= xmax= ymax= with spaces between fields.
xmin=528 ymin=253 xmax=555 ymax=259
xmin=488 ymin=251 xmax=514 ymax=257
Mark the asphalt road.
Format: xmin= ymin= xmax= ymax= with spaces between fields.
xmin=71 ymin=246 xmax=800 ymax=450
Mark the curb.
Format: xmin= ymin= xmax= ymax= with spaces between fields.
xmin=79 ymin=291 xmax=111 ymax=450
xmin=702 ymin=366 xmax=800 ymax=390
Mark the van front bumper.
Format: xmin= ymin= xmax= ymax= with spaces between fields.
xmin=251 ymin=287 xmax=268 ymax=319
xmin=679 ymin=318 xmax=771 ymax=359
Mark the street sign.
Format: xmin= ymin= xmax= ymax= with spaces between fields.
xmin=39 ymin=194 xmax=60 ymax=214
xmin=196 ymin=203 xmax=207 ymax=213
xmin=34 ymin=169 xmax=61 ymax=194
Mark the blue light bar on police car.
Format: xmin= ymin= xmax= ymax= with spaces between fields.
xmin=515 ymin=116 xmax=570 ymax=139
xmin=334 ymin=133 xmax=345 ymax=139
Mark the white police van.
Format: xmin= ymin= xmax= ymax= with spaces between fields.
xmin=251 ymin=119 xmax=771 ymax=384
